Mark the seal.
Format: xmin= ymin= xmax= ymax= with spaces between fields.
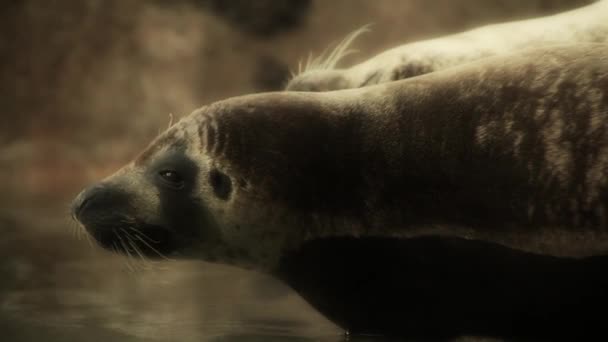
xmin=286 ymin=0 xmax=608 ymax=91
xmin=71 ymin=43 xmax=608 ymax=339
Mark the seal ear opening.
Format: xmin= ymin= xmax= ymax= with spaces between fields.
xmin=209 ymin=168 xmax=232 ymax=200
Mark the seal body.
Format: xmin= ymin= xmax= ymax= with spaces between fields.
xmin=277 ymin=236 xmax=608 ymax=340
xmin=72 ymin=44 xmax=608 ymax=339
xmin=286 ymin=0 xmax=608 ymax=91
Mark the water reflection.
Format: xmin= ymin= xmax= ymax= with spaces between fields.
xmin=0 ymin=209 xmax=344 ymax=341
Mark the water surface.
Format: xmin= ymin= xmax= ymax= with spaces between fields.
xmin=0 ymin=207 xmax=352 ymax=342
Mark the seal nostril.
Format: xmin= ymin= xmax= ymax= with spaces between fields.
xmin=76 ymin=196 xmax=92 ymax=216
xmin=71 ymin=184 xmax=109 ymax=220
xmin=71 ymin=191 xmax=91 ymax=219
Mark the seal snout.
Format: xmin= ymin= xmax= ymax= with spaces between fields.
xmin=71 ymin=184 xmax=100 ymax=220
xmin=72 ymin=184 xmax=122 ymax=222
xmin=70 ymin=182 xmax=180 ymax=257
xmin=70 ymin=183 xmax=132 ymax=240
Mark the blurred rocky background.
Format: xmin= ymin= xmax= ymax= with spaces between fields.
xmin=0 ymin=0 xmax=595 ymax=340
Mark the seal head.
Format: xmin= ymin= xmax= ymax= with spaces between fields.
xmin=71 ymin=130 xmax=220 ymax=259
xmin=71 ymin=93 xmax=368 ymax=269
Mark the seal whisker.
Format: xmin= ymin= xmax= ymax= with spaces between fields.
xmin=133 ymin=234 xmax=172 ymax=261
xmin=115 ymin=238 xmax=135 ymax=274
xmin=68 ymin=220 xmax=79 ymax=240
xmin=115 ymin=229 xmax=140 ymax=273
xmin=294 ymin=24 xmax=371 ymax=79
xmin=119 ymin=217 xmax=137 ymax=225
xmin=168 ymin=113 xmax=174 ymax=129
xmin=306 ymin=51 xmax=319 ymax=71
xmin=66 ymin=209 xmax=83 ymax=241
xmin=66 ymin=218 xmax=76 ymax=238
xmin=127 ymin=226 xmax=161 ymax=244
xmin=121 ymin=228 xmax=150 ymax=267
xmin=82 ymin=226 xmax=94 ymax=248
xmin=77 ymin=221 xmax=89 ymax=243
xmin=111 ymin=242 xmax=134 ymax=274
xmin=132 ymin=237 xmax=155 ymax=271
xmin=112 ymin=241 xmax=135 ymax=274
xmin=75 ymin=222 xmax=83 ymax=241
xmin=127 ymin=229 xmax=156 ymax=269
xmin=132 ymin=243 xmax=155 ymax=270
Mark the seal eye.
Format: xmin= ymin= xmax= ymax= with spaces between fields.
xmin=158 ymin=170 xmax=184 ymax=189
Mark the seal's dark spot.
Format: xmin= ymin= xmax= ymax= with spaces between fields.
xmin=209 ymin=168 xmax=232 ymax=200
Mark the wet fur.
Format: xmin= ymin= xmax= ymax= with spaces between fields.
xmin=286 ymin=0 xmax=608 ymax=91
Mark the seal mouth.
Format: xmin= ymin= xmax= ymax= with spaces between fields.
xmin=71 ymin=183 xmax=183 ymax=259
xmin=83 ymin=222 xmax=179 ymax=259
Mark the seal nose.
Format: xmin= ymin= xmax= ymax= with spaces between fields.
xmin=71 ymin=184 xmax=101 ymax=220
xmin=71 ymin=183 xmax=125 ymax=223
xmin=71 ymin=190 xmax=86 ymax=219
xmin=71 ymin=183 xmax=134 ymax=250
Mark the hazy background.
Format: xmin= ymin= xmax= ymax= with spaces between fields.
xmin=0 ymin=0 xmax=595 ymax=340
